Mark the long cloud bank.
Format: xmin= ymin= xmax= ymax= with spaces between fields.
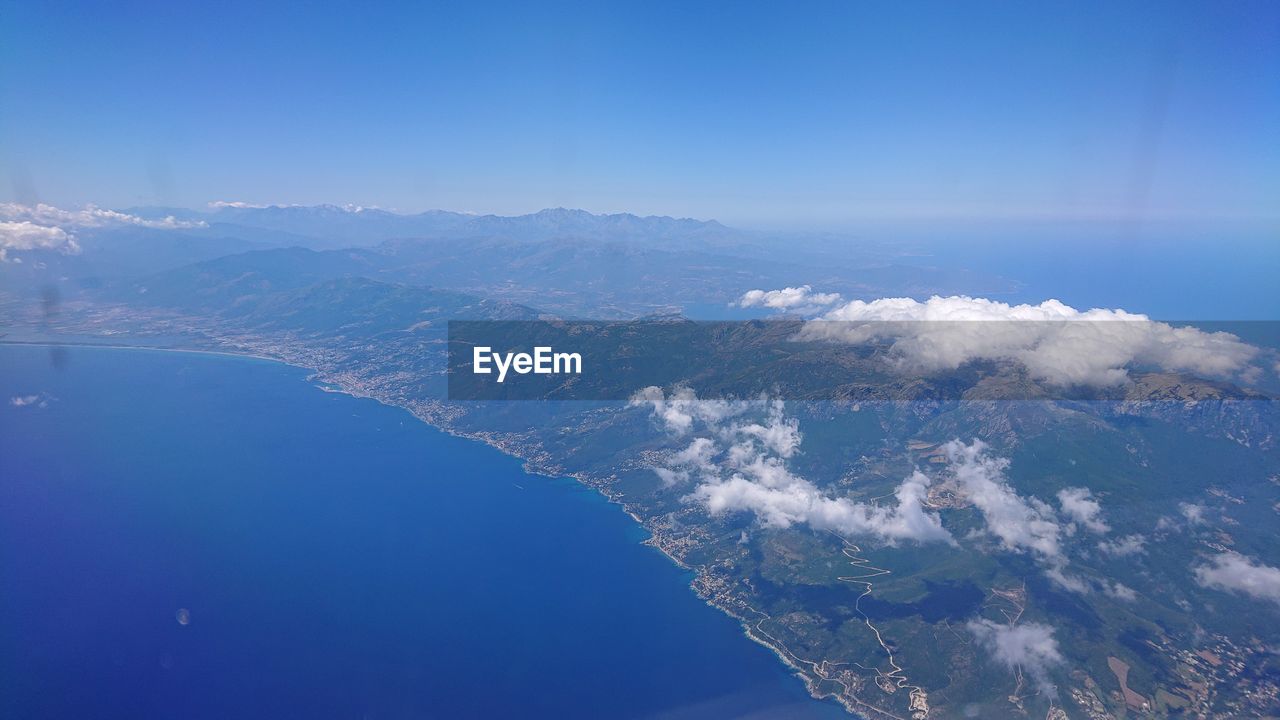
xmin=0 ymin=203 xmax=206 ymax=262
xmin=738 ymin=290 xmax=1263 ymax=387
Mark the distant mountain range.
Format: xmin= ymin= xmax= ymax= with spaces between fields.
xmin=122 ymin=204 xmax=736 ymax=250
xmin=4 ymin=205 xmax=1020 ymax=319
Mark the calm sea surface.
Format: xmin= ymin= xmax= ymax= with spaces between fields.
xmin=0 ymin=344 xmax=847 ymax=720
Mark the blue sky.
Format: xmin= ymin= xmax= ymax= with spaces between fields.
xmin=1 ymin=0 xmax=1276 ymax=227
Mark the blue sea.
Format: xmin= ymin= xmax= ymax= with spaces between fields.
xmin=0 ymin=344 xmax=847 ymax=720
xmin=896 ymin=223 xmax=1280 ymax=320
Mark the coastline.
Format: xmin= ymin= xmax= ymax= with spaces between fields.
xmin=1 ymin=338 xmax=875 ymax=718
xmin=0 ymin=339 xmax=290 ymax=365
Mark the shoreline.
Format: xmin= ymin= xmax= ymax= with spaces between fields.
xmin=1 ymin=338 xmax=875 ymax=718
xmin=0 ymin=339 xmax=290 ymax=365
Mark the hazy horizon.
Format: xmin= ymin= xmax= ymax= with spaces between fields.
xmin=7 ymin=199 xmax=1280 ymax=239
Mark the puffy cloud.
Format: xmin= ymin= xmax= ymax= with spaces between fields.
xmin=652 ymin=467 xmax=687 ymax=487
xmin=737 ymin=285 xmax=843 ymax=311
xmin=633 ymin=392 xmax=1114 ymax=590
xmin=1179 ymin=502 xmax=1207 ymax=526
xmin=732 ymin=400 xmax=802 ymax=458
xmin=944 ymin=440 xmax=1062 ymax=561
xmin=766 ymin=293 xmax=1263 ymax=387
xmin=943 ymin=440 xmax=1089 ymax=592
xmin=1097 ymin=534 xmax=1147 ymax=557
xmin=1193 ymin=552 xmax=1280 ymax=605
xmin=1057 ymin=487 xmax=1110 ymax=534
xmin=0 ymin=222 xmax=79 ymax=261
xmin=627 ymin=384 xmax=752 ymax=435
xmin=967 ymin=619 xmax=1063 ymax=694
xmin=629 ymin=386 xmax=750 ymax=436
xmin=631 ymin=387 xmax=953 ymax=545
xmin=671 ymin=437 xmax=717 ymax=469
xmin=691 ymin=469 xmax=953 ymax=544
xmin=651 ymin=437 xmax=719 ymax=487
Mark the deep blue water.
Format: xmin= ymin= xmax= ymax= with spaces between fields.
xmin=0 ymin=344 xmax=847 ymax=720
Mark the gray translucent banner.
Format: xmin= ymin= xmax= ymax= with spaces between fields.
xmin=446 ymin=319 xmax=1280 ymax=401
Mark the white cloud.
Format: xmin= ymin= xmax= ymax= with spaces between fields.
xmin=651 ymin=437 xmax=718 ymax=487
xmin=0 ymin=203 xmax=205 ymax=261
xmin=1057 ymin=487 xmax=1110 ymax=534
xmin=767 ymin=294 xmax=1264 ymax=387
xmin=1104 ymin=582 xmax=1138 ymax=601
xmin=737 ymin=285 xmax=843 ymax=311
xmin=943 ymin=440 xmax=1090 ymax=592
xmin=944 ymin=440 xmax=1062 ymax=561
xmin=0 ymin=203 xmax=204 ymax=230
xmin=209 ymin=200 xmax=270 ymax=209
xmin=744 ymin=465 xmax=946 ymax=546
xmin=1097 ymin=534 xmax=1147 ymax=557
xmin=0 ymin=222 xmax=79 ymax=261
xmin=631 ymin=387 xmax=953 ymax=545
xmin=633 ymin=392 xmax=1121 ymax=592
xmin=652 ymin=467 xmax=686 ymax=487
xmin=629 ymin=386 xmax=752 ymax=436
xmin=9 ymin=393 xmax=47 ymax=408
xmin=671 ymin=437 xmax=717 ymax=469
xmin=1179 ymin=502 xmax=1207 ymax=526
xmin=733 ymin=400 xmax=802 ymax=458
xmin=1193 ymin=552 xmax=1280 ymax=605
xmin=691 ymin=469 xmax=953 ymax=544
xmin=967 ymin=619 xmax=1063 ymax=694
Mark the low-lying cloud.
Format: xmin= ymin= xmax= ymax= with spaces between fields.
xmin=0 ymin=203 xmax=205 ymax=262
xmin=631 ymin=388 xmax=953 ymax=545
xmin=1097 ymin=534 xmax=1146 ymax=557
xmin=9 ymin=393 xmax=49 ymax=408
xmin=1179 ymin=502 xmax=1208 ymax=526
xmin=942 ymin=440 xmax=1091 ymax=593
xmin=967 ymin=619 xmax=1063 ymax=694
xmin=1057 ymin=487 xmax=1110 ymax=534
xmin=737 ymin=285 xmax=843 ymax=312
xmin=633 ymin=390 xmax=1124 ymax=593
xmin=1193 ymin=552 xmax=1280 ymax=605
xmin=0 ymin=222 xmax=79 ymax=262
xmin=1103 ymin=582 xmax=1138 ymax=601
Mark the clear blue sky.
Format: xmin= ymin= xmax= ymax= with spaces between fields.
xmin=1 ymin=0 xmax=1276 ymax=227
